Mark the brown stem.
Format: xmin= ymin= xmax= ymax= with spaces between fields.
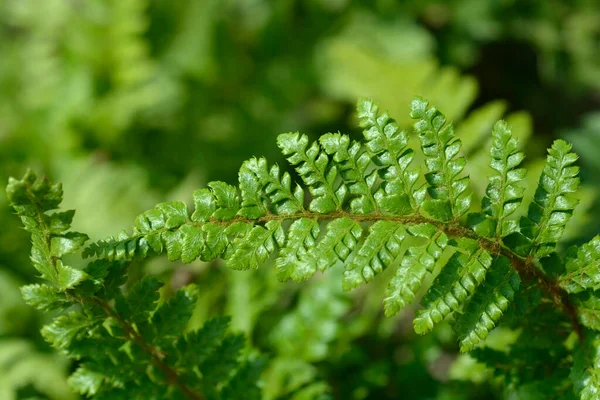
xmin=203 ymin=211 xmax=584 ymax=339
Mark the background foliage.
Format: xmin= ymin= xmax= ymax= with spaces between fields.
xmin=0 ymin=1 xmax=598 ymax=399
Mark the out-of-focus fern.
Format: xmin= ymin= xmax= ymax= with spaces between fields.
xmin=0 ymin=338 xmax=75 ymax=400
xmin=8 ymin=96 xmax=600 ymax=398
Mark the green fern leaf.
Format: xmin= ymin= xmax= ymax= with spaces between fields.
xmin=456 ymin=256 xmax=521 ymax=352
xmin=342 ymin=221 xmax=406 ymax=290
xmin=576 ymin=296 xmax=600 ymax=331
xmin=559 ymin=236 xmax=600 ymax=293
xmin=320 ymin=133 xmax=378 ymax=214
xmin=152 ymin=285 xmax=198 ymax=339
xmin=508 ymin=140 xmax=580 ymax=257
xmin=411 ymin=97 xmax=471 ymax=220
xmin=414 ymin=238 xmax=493 ymax=334
xmin=20 ymin=283 xmax=69 ymax=312
xmin=239 ymin=157 xmax=304 ymax=215
xmin=68 ymin=366 xmax=104 ymax=397
xmin=571 ymin=331 xmax=600 ymax=400
xmin=468 ymin=120 xmax=526 ymax=238
xmin=278 ymin=132 xmax=344 ymax=213
xmin=201 ymin=223 xmax=229 ymax=261
xmin=117 ymin=276 xmax=162 ymax=324
xmin=226 ymin=221 xmax=285 ymax=270
xmin=384 ymin=224 xmax=448 ymax=317
xmin=357 ymin=98 xmax=421 ymax=214
xmin=276 ymin=218 xmax=320 ymax=282
xmin=311 ymin=217 xmax=363 ymax=272
xmin=41 ymin=312 xmax=91 ymax=350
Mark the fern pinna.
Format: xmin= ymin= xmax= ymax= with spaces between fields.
xmin=7 ymin=97 xmax=600 ymax=399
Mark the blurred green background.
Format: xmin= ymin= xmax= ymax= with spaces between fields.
xmin=1 ymin=1 xmax=599 ymax=399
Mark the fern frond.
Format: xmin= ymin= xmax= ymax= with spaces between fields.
xmin=357 ymin=98 xmax=421 ymax=214
xmin=320 ymin=133 xmax=378 ymax=214
xmin=410 ymin=97 xmax=471 ymax=221
xmin=468 ymin=120 xmax=526 ymax=238
xmin=413 ymin=238 xmax=493 ymax=334
xmin=456 ymin=256 xmax=521 ymax=352
xmin=275 ymin=218 xmax=320 ymax=281
xmin=559 ymin=236 xmax=600 ymax=293
xmin=383 ymin=224 xmax=448 ymax=317
xmin=11 ymin=95 xmax=600 ymax=398
xmin=507 ymin=140 xmax=580 ymax=257
xmin=77 ymin=98 xmax=589 ymax=348
xmin=278 ymin=132 xmax=344 ymax=213
xmin=239 ymin=157 xmax=304 ymax=216
xmin=342 ymin=221 xmax=406 ymax=290
xmin=76 ymin=98 xmax=589 ymax=353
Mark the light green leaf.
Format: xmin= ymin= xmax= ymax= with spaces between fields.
xmin=192 ymin=188 xmax=217 ymax=222
xmin=384 ymin=225 xmax=448 ymax=317
xmin=41 ymin=312 xmax=89 ymax=349
xmin=50 ymin=232 xmax=89 ymax=257
xmin=226 ymin=221 xmax=285 ymax=270
xmin=456 ymin=256 xmax=521 ymax=352
xmin=343 ymin=221 xmax=405 ymax=290
xmin=68 ymin=366 xmax=105 ymax=396
xmin=520 ymin=139 xmax=580 ymax=257
xmin=276 ymin=218 xmax=320 ymax=282
xmin=208 ymin=181 xmax=240 ymax=220
xmin=414 ymin=240 xmax=492 ymax=334
xmin=21 ymin=284 xmax=69 ymax=311
xmin=411 ymin=97 xmax=471 ymax=219
xmin=559 ymin=236 xmax=600 ymax=293
xmin=278 ymin=132 xmax=344 ymax=213
xmin=180 ymin=224 xmax=204 ymax=263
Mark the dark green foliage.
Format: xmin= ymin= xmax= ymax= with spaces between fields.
xmin=8 ymin=97 xmax=600 ymax=399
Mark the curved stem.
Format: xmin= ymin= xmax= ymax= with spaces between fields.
xmin=204 ymin=211 xmax=583 ymax=339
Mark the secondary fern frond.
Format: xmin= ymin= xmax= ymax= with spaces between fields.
xmin=7 ymin=171 xmax=263 ymax=400
xmin=7 ymin=170 xmax=88 ymax=290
